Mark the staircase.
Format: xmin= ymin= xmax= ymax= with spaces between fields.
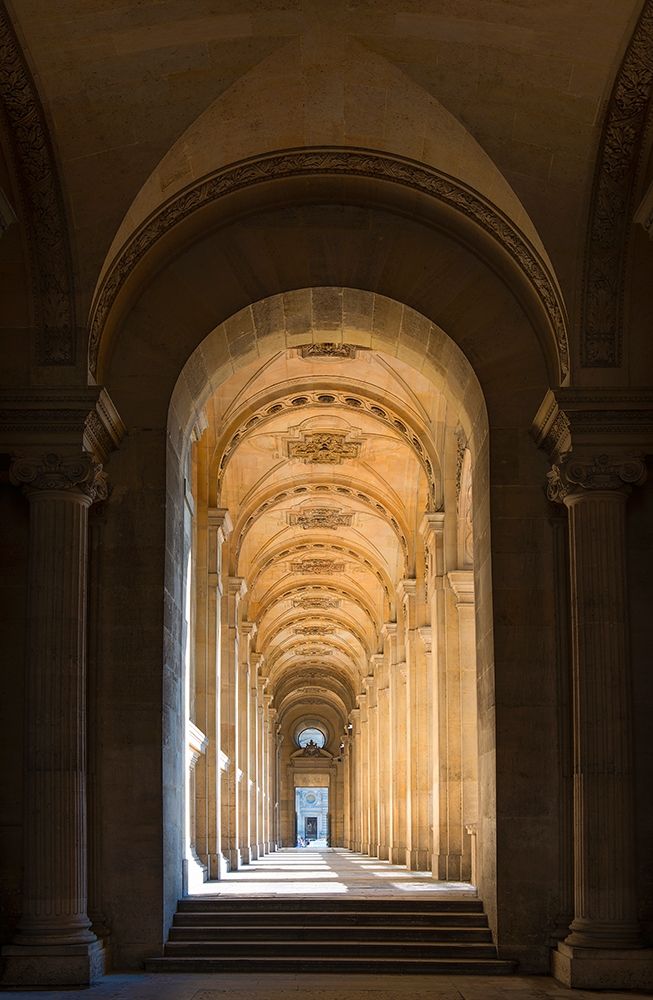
xmin=146 ymin=896 xmax=515 ymax=974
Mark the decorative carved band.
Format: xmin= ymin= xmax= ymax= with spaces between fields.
xmin=288 ymin=432 xmax=361 ymax=465
xmin=290 ymin=558 xmax=345 ymax=575
xmin=582 ymin=0 xmax=653 ymax=366
xmin=300 ymin=343 xmax=357 ymax=359
xmin=10 ymin=452 xmax=109 ymax=502
xmin=0 ymin=4 xmax=76 ymax=364
xmin=289 ymin=506 xmax=354 ymax=530
xmin=547 ymin=454 xmax=646 ymax=503
xmin=88 ymin=147 xmax=569 ymax=380
xmin=293 ymin=596 xmax=340 ymax=610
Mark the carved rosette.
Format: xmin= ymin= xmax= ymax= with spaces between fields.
xmin=547 ymin=453 xmax=646 ymax=503
xmin=10 ymin=452 xmax=109 ymax=503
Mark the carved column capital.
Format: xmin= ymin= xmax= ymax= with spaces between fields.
xmin=547 ymin=453 xmax=646 ymax=503
xmin=10 ymin=452 xmax=109 ymax=504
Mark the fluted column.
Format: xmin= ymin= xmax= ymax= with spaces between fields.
xmin=3 ymin=453 xmax=107 ymax=986
xmin=548 ymin=453 xmax=653 ymax=990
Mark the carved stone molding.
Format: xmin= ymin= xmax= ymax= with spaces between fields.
xmin=582 ymin=0 xmax=653 ymax=366
xmin=546 ymin=454 xmax=646 ymax=503
xmin=0 ymin=4 xmax=76 ymax=364
xmin=10 ymin=452 xmax=109 ymax=503
xmin=532 ymin=387 xmax=653 ymax=462
xmin=294 ymin=646 xmax=333 ymax=657
xmin=292 ymin=596 xmax=340 ymax=610
xmin=300 ymin=343 xmax=357 ymax=359
xmin=88 ymin=147 xmax=569 ymax=381
xmin=288 ymin=431 xmax=361 ymax=465
xmin=294 ymin=626 xmax=335 ymax=636
xmin=288 ymin=506 xmax=354 ymax=530
xmin=290 ymin=559 xmax=345 ymax=575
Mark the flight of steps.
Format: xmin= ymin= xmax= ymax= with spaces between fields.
xmin=146 ymin=897 xmax=515 ymax=974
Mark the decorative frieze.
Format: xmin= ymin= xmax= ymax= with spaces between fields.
xmin=288 ymin=432 xmax=361 ymax=465
xmin=300 ymin=343 xmax=356 ymax=359
xmin=294 ymin=625 xmax=335 ymax=636
xmin=292 ymin=596 xmax=340 ymax=610
xmin=288 ymin=506 xmax=354 ymax=529
xmin=290 ymin=559 xmax=345 ymax=575
xmin=294 ymin=646 xmax=333 ymax=657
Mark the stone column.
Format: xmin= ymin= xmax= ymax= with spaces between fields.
xmin=3 ymin=453 xmax=108 ymax=987
xmin=358 ymin=691 xmax=370 ymax=854
xmin=237 ymin=621 xmax=255 ymax=864
xmin=342 ymin=733 xmax=352 ymax=848
xmin=447 ymin=569 xmax=478 ymax=883
xmin=367 ymin=665 xmax=381 ymax=857
xmin=203 ymin=508 xmax=231 ymax=879
xmin=349 ymin=708 xmax=361 ymax=851
xmin=375 ymin=648 xmax=391 ymax=860
xmin=220 ymin=576 xmax=246 ymax=870
xmin=401 ymin=578 xmax=431 ymax=871
xmin=270 ymin=709 xmax=280 ymax=850
xmin=548 ymin=454 xmax=653 ymax=990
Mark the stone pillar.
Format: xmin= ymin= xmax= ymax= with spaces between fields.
xmin=237 ymin=621 xmax=255 ymax=864
xmin=375 ymin=647 xmax=391 ymax=860
xmin=367 ymin=664 xmax=381 ymax=857
xmin=447 ymin=569 xmax=478 ymax=883
xmin=357 ymin=691 xmax=369 ymax=854
xmin=2 ymin=453 xmax=108 ymax=987
xmin=349 ymin=708 xmax=361 ymax=851
xmin=270 ymin=709 xmax=280 ymax=850
xmin=380 ymin=624 xmax=397 ymax=861
xmin=203 ymin=508 xmax=231 ymax=880
xmin=400 ymin=578 xmax=431 ymax=871
xmin=548 ymin=454 xmax=653 ymax=990
xmin=220 ymin=576 xmax=246 ymax=870
xmin=342 ymin=732 xmax=352 ymax=848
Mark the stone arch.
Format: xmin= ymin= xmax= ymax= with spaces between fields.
xmin=87 ymin=40 xmax=569 ymax=385
xmin=95 ymin=229 xmax=560 ymax=967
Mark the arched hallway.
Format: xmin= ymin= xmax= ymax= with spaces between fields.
xmin=2 ymin=1 xmax=653 ymax=990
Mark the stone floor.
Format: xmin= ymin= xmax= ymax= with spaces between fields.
xmin=191 ymin=846 xmax=477 ymax=898
xmin=1 ymin=850 xmax=647 ymax=999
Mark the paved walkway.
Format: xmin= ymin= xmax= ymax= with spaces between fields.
xmin=191 ymin=845 xmax=476 ymax=898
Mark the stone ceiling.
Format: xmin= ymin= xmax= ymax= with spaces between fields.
xmin=207 ymin=344 xmax=440 ymax=733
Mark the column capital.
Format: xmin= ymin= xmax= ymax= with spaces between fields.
xmin=208 ymin=507 xmax=233 ymax=537
xmin=381 ymin=622 xmax=397 ymax=639
xmin=448 ymin=569 xmax=475 ymax=604
xmin=547 ymin=453 xmax=646 ymax=504
xmin=417 ymin=626 xmax=432 ymax=652
xmin=397 ymin=578 xmax=417 ymax=600
xmin=227 ymin=576 xmax=247 ymax=598
xmin=369 ymin=653 xmax=383 ymax=672
xmin=10 ymin=451 xmax=109 ymax=504
xmin=240 ymin=620 xmax=257 ymax=638
xmin=419 ymin=511 xmax=445 ymax=541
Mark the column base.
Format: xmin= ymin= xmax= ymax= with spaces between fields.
xmin=228 ymin=848 xmax=242 ymax=870
xmin=377 ymin=844 xmax=389 ymax=860
xmin=552 ymin=941 xmax=653 ymax=990
xmin=240 ymin=846 xmax=251 ymax=865
xmin=390 ymin=846 xmax=404 ymax=864
xmin=250 ymin=844 xmax=259 ymax=861
xmin=1 ymin=940 xmax=105 ymax=988
xmin=406 ymin=848 xmax=430 ymax=871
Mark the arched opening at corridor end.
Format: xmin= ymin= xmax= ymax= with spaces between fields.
xmin=172 ymin=289 xmax=489 ymax=900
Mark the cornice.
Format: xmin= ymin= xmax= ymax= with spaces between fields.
xmin=532 ymin=387 xmax=653 ymax=460
xmin=88 ymin=146 xmax=569 ymax=382
xmin=0 ymin=4 xmax=76 ymax=365
xmin=0 ymin=386 xmax=125 ymax=462
xmin=582 ymin=0 xmax=653 ymax=367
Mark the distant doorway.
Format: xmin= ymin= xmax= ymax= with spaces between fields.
xmin=296 ymin=787 xmax=329 ymax=846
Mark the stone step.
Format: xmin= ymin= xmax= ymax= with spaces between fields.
xmin=178 ymin=896 xmax=483 ymax=912
xmin=173 ymin=910 xmax=489 ymax=927
xmin=168 ymin=924 xmax=494 ymax=943
xmin=163 ymin=940 xmax=497 ymax=959
xmin=146 ymin=956 xmax=516 ymax=975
